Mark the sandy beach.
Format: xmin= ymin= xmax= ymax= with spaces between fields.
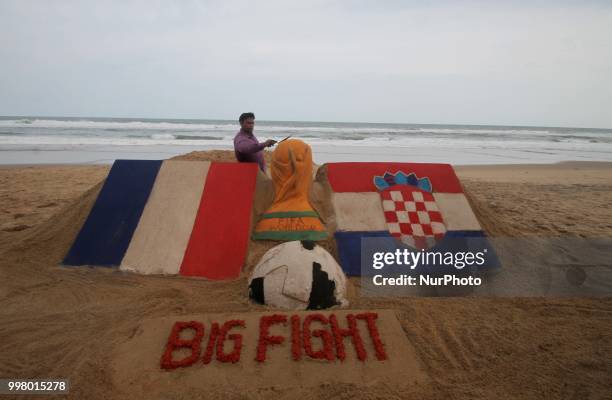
xmin=0 ymin=151 xmax=611 ymax=399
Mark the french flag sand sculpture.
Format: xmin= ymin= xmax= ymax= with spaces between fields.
xmin=327 ymin=162 xmax=500 ymax=276
xmin=62 ymin=159 xmax=258 ymax=280
xmin=253 ymin=139 xmax=327 ymax=241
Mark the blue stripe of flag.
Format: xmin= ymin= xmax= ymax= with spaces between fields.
xmin=63 ymin=160 xmax=162 ymax=267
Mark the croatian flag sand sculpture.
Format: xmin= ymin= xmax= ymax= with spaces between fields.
xmin=62 ymin=159 xmax=258 ymax=280
xmin=328 ymin=162 xmax=499 ymax=276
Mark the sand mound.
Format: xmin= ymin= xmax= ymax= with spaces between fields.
xmin=1 ymin=181 xmax=103 ymax=274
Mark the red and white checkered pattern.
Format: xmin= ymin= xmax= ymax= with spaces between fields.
xmin=380 ymin=186 xmax=446 ymax=249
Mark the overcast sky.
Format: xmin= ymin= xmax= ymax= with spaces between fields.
xmin=1 ymin=1 xmax=611 ymax=128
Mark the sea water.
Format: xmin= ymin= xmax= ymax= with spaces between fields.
xmin=1 ymin=116 xmax=611 ymax=165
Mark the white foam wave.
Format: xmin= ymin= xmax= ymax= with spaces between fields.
xmin=0 ymin=118 xmax=609 ymax=144
xmin=0 ymin=119 xmax=238 ymax=132
xmin=2 ymin=133 xmax=611 ymax=153
xmin=150 ymin=133 xmax=176 ymax=140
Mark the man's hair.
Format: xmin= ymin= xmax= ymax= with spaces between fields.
xmin=239 ymin=112 xmax=255 ymax=124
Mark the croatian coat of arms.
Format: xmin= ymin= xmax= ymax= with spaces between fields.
xmin=374 ymin=171 xmax=446 ymax=249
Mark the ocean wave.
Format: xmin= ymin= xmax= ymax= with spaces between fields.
xmin=175 ymin=134 xmax=224 ymax=140
xmin=0 ymin=119 xmax=433 ymax=138
xmin=146 ymin=133 xmax=225 ymax=141
xmin=0 ymin=118 xmax=568 ymax=137
xmin=150 ymin=133 xmax=176 ymax=140
xmin=0 ymin=118 xmax=610 ymax=147
xmin=2 ymin=133 xmax=612 ymax=160
xmin=0 ymin=118 xmax=238 ymax=132
xmin=329 ymin=136 xmax=367 ymax=141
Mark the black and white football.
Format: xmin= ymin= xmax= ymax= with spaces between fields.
xmin=248 ymin=240 xmax=349 ymax=310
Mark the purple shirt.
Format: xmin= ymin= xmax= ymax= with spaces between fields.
xmin=233 ymin=129 xmax=266 ymax=172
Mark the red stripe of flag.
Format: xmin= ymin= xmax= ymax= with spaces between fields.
xmin=180 ymin=162 xmax=258 ymax=279
xmin=326 ymin=162 xmax=464 ymax=193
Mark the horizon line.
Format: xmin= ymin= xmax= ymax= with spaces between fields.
xmin=1 ymin=114 xmax=610 ymax=131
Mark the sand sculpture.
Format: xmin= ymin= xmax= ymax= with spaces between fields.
xmin=248 ymin=241 xmax=348 ymax=310
xmin=327 ymin=162 xmax=500 ymax=275
xmin=62 ymin=160 xmax=258 ymax=280
xmin=253 ymin=139 xmax=327 ymax=241
xmin=61 ymin=152 xmax=497 ymax=283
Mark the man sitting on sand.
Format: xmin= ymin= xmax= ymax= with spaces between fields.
xmin=234 ymin=112 xmax=276 ymax=172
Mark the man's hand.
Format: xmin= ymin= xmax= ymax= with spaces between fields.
xmin=263 ymin=139 xmax=277 ymax=147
